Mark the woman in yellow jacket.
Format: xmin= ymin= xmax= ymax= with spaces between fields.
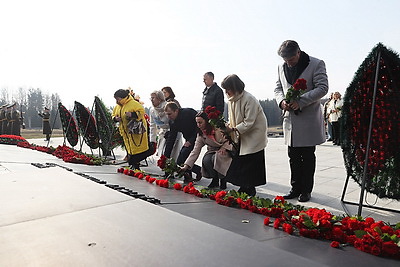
xmin=112 ymin=89 xmax=149 ymax=169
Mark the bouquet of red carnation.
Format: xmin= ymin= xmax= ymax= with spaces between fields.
xmin=204 ymin=106 xmax=238 ymax=151
xmin=157 ymin=155 xmax=182 ymax=179
xmin=204 ymin=106 xmax=225 ymax=129
xmin=285 ymin=78 xmax=307 ymax=115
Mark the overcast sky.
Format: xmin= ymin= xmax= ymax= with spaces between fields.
xmin=1 ymin=0 xmax=399 ymax=110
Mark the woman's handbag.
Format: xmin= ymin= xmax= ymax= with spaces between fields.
xmin=127 ymin=119 xmax=146 ymax=135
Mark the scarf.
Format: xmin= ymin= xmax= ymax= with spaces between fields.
xmin=283 ymin=51 xmax=310 ymax=84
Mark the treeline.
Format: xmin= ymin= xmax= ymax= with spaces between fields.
xmin=0 ymin=87 xmax=328 ymax=130
xmin=0 ymin=88 xmax=62 ymax=129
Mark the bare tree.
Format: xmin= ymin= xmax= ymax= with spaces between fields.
xmin=0 ymin=88 xmax=10 ymax=105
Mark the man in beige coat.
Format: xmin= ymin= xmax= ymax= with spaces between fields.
xmin=274 ymin=40 xmax=328 ymax=202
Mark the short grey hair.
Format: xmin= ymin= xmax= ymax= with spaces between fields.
xmin=151 ymin=90 xmax=165 ymax=101
xmin=278 ymin=40 xmax=300 ymax=59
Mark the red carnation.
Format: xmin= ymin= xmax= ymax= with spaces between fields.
xmin=273 ymin=218 xmax=282 ymax=229
xmin=161 ymin=179 xmax=169 ymax=188
xmin=381 ymin=241 xmax=399 ymax=256
xmin=293 ymin=78 xmax=307 ymax=91
xmin=173 ymin=183 xmax=182 ymax=190
xmin=330 ymin=241 xmax=340 ymax=248
xmin=274 ymin=196 xmax=285 ymax=203
xmin=183 ymin=185 xmax=190 ymax=193
xmin=205 ymin=106 xmax=216 ymax=114
xmin=282 ymin=223 xmax=293 ymax=234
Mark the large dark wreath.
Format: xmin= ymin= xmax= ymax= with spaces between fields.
xmin=94 ymin=96 xmax=123 ymax=153
xmin=58 ymin=102 xmax=79 ymax=147
xmin=341 ymin=43 xmax=400 ymax=199
xmin=74 ymin=101 xmax=99 ymax=149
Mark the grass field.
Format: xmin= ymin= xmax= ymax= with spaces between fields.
xmin=21 ymin=129 xmax=64 ymax=139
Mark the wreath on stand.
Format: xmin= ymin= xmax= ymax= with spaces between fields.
xmin=341 ymin=43 xmax=400 ymax=199
xmin=94 ymin=96 xmax=123 ymax=155
xmin=74 ymin=101 xmax=99 ymax=150
xmin=58 ymin=102 xmax=79 ymax=147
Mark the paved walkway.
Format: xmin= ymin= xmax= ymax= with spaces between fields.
xmin=0 ymin=137 xmax=399 ymax=266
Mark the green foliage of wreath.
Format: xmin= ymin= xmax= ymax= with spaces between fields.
xmin=58 ymin=102 xmax=79 ymax=147
xmin=341 ymin=43 xmax=400 ymax=199
xmin=94 ymin=96 xmax=123 ymax=153
xmin=74 ymin=101 xmax=99 ymax=149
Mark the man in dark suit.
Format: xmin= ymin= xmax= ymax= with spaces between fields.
xmin=164 ymin=102 xmax=201 ymax=182
xmin=202 ymin=72 xmax=224 ymax=113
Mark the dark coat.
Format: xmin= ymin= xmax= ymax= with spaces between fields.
xmin=164 ymin=108 xmax=197 ymax=158
xmin=0 ymin=110 xmax=6 ymax=135
xmin=39 ymin=111 xmax=52 ymax=134
xmin=8 ymin=110 xmax=22 ymax=136
xmin=202 ymin=83 xmax=224 ymax=113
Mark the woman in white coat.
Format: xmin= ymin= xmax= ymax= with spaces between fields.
xmin=327 ymin=92 xmax=343 ymax=146
xmin=222 ymin=74 xmax=268 ymax=196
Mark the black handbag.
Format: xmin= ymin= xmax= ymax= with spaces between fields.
xmin=127 ymin=119 xmax=146 ymax=135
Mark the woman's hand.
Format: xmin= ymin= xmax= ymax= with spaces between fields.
xmin=217 ymin=149 xmax=227 ymax=156
xmin=178 ymin=164 xmax=189 ymax=173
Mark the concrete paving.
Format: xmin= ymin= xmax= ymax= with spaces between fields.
xmin=0 ymin=136 xmax=399 ymax=266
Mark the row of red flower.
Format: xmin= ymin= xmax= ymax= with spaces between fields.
xmin=117 ymin=166 xmax=400 ymax=259
xmin=0 ymin=135 xmax=104 ymax=166
xmin=16 ymin=141 xmax=103 ymax=165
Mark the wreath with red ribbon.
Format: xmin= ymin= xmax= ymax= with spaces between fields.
xmin=341 ymin=43 xmax=400 ymax=199
xmin=74 ymin=101 xmax=99 ymax=149
xmin=94 ymin=96 xmax=122 ymax=153
xmin=58 ymin=102 xmax=79 ymax=147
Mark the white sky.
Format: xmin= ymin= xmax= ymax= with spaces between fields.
xmin=1 ymin=0 xmax=399 ymax=110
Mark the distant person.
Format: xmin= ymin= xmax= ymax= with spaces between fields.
xmin=202 ymin=72 xmax=224 ymax=113
xmin=149 ymin=90 xmax=182 ymax=160
xmin=38 ymin=107 xmax=51 ymax=141
xmin=274 ymin=40 xmax=328 ymax=202
xmin=328 ymin=92 xmax=343 ymax=146
xmin=180 ymin=111 xmax=233 ymax=190
xmin=0 ymin=104 xmax=7 ymax=135
xmin=7 ymin=103 xmax=23 ymax=136
xmin=112 ymin=89 xmax=149 ymax=170
xmin=162 ymin=86 xmax=181 ymax=108
xmin=163 ymin=102 xmax=201 ymax=182
xmin=323 ymin=93 xmax=334 ymax=141
xmin=222 ymin=74 xmax=268 ymax=197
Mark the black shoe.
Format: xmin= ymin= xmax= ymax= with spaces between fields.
xmin=247 ymin=186 xmax=256 ymax=197
xmin=195 ymin=171 xmax=202 ymax=181
xmin=298 ymin=193 xmax=311 ymax=202
xmin=208 ymin=178 xmax=219 ymax=188
xmin=219 ymin=178 xmax=227 ymax=190
xmin=283 ymin=190 xmax=300 ymax=199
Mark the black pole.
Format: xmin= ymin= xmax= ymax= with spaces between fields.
xmin=358 ymin=49 xmax=381 ymax=216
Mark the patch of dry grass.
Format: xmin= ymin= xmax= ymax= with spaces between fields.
xmin=21 ymin=129 xmax=64 ymax=139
